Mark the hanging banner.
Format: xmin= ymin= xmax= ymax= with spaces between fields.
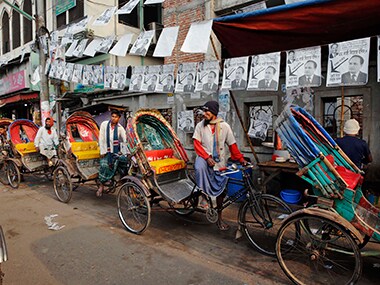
xmin=153 ymin=26 xmax=179 ymax=57
xmin=247 ymin=52 xmax=280 ymax=91
xmin=72 ymin=39 xmax=88 ymax=58
xmin=181 ymin=20 xmax=213 ymax=54
xmin=72 ymin=64 xmax=83 ymax=83
xmin=327 ymin=38 xmax=370 ymax=86
xmin=110 ymin=34 xmax=133 ymax=57
xmin=195 ymin=60 xmax=219 ymax=92
xmin=286 ymin=46 xmax=321 ymax=88
xmin=96 ymin=36 xmax=115 ymax=53
xmin=221 ymin=56 xmax=249 ymax=90
xmin=116 ymin=0 xmax=140 ymax=15
xmin=175 ymin=63 xmax=197 ymax=93
xmin=104 ymin=66 xmax=116 ymax=89
xmin=93 ymin=7 xmax=117 ymax=26
xmin=62 ymin=63 xmax=75 ymax=82
xmin=111 ymin=66 xmax=127 ymax=90
xmin=129 ymin=31 xmax=155 ymax=56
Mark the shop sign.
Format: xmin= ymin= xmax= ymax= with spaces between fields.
xmin=56 ymin=0 xmax=76 ymax=16
xmin=0 ymin=70 xmax=28 ymax=96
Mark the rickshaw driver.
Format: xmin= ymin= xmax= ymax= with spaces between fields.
xmin=193 ymin=101 xmax=247 ymax=231
xmin=0 ymin=126 xmax=9 ymax=157
xmin=34 ymin=117 xmax=59 ymax=167
xmin=97 ymin=110 xmax=127 ymax=197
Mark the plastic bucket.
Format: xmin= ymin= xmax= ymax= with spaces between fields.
xmin=226 ymin=159 xmax=252 ymax=202
xmin=280 ymin=189 xmax=302 ymax=204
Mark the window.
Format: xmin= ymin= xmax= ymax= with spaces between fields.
xmin=118 ymin=1 xmax=162 ymax=29
xmin=23 ymin=0 xmax=32 ymax=44
xmin=2 ymin=11 xmax=10 ymax=54
xmin=247 ymin=102 xmax=274 ymax=146
xmin=56 ymin=2 xmax=84 ymax=29
xmin=12 ymin=4 xmax=21 ymax=49
xmin=322 ymin=96 xmax=363 ymax=139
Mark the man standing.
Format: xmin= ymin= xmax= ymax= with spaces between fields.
xmin=231 ymin=66 xmax=247 ymax=89
xmin=298 ymin=60 xmax=322 ymax=86
xmin=193 ymin=101 xmax=247 ymax=230
xmin=258 ymin=66 xmax=278 ymax=90
xmin=34 ymin=118 xmax=59 ymax=166
xmin=97 ymin=110 xmax=127 ymax=197
xmin=336 ymin=119 xmax=372 ymax=170
xmin=341 ymin=55 xmax=368 ymax=84
xmin=202 ymin=71 xmax=218 ymax=92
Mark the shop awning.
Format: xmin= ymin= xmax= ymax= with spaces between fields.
xmin=212 ymin=0 xmax=380 ymax=57
xmin=0 ymin=93 xmax=39 ymax=107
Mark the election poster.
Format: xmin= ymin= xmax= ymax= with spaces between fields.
xmin=195 ymin=60 xmax=219 ymax=92
xmin=141 ymin=65 xmax=160 ymax=92
xmin=247 ymin=52 xmax=280 ymax=91
xmin=155 ymin=64 xmax=175 ymax=93
xmin=175 ymin=62 xmax=197 ymax=93
xmin=129 ymin=66 xmax=145 ymax=92
xmin=221 ymin=56 xmax=249 ymax=90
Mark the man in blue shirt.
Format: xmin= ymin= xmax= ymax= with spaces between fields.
xmin=336 ymin=119 xmax=372 ymax=170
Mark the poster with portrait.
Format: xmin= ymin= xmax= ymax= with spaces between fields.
xmin=129 ymin=66 xmax=145 ymax=92
xmin=326 ymin=38 xmax=370 ymax=87
xmin=195 ymin=60 xmax=219 ymax=92
xmin=221 ymin=56 xmax=249 ymax=90
xmin=93 ymin=7 xmax=117 ymax=26
xmin=62 ymin=62 xmax=74 ymax=82
xmin=65 ymin=40 xmax=79 ymax=57
xmin=96 ymin=36 xmax=115 ymax=54
xmin=72 ymin=64 xmax=83 ymax=83
xmin=116 ymin=0 xmax=140 ymax=14
xmin=283 ymin=87 xmax=314 ymax=114
xmin=155 ymin=64 xmax=175 ymax=93
xmin=129 ymin=31 xmax=154 ymax=56
xmin=141 ymin=65 xmax=160 ymax=92
xmin=247 ymin=52 xmax=280 ymax=91
xmin=92 ymin=65 xmax=104 ymax=85
xmin=72 ymin=39 xmax=88 ymax=58
xmin=82 ymin=65 xmax=94 ymax=86
xmin=104 ymin=66 xmax=116 ymax=89
xmin=175 ymin=62 xmax=197 ymax=93
xmin=248 ymin=110 xmax=272 ymax=141
xmin=65 ymin=16 xmax=91 ymax=35
xmin=177 ymin=110 xmax=194 ymax=133
xmin=218 ymin=90 xmax=230 ymax=112
xmin=55 ymin=60 xmax=66 ymax=80
xmin=286 ymin=46 xmax=321 ymax=88
xmin=111 ymin=66 xmax=127 ymax=90
xmin=45 ymin=58 xmax=51 ymax=75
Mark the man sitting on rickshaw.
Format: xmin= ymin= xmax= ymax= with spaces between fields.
xmin=34 ymin=117 xmax=59 ymax=166
xmin=0 ymin=126 xmax=9 ymax=157
xmin=97 ymin=110 xmax=127 ymax=197
xmin=193 ymin=101 xmax=247 ymax=231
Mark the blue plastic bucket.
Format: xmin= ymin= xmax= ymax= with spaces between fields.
xmin=226 ymin=160 xmax=252 ymax=202
xmin=280 ymin=189 xmax=302 ymax=204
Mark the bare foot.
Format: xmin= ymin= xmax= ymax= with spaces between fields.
xmin=216 ymin=220 xmax=230 ymax=231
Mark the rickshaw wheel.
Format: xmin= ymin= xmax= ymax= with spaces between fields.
xmin=53 ymin=166 xmax=73 ymax=203
xmin=276 ymin=214 xmax=362 ymax=285
xmin=6 ymin=160 xmax=20 ymax=189
xmin=117 ymin=181 xmax=151 ymax=234
xmin=239 ymin=194 xmax=292 ymax=256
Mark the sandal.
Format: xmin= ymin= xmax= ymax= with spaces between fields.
xmin=216 ymin=220 xmax=230 ymax=231
xmin=198 ymin=196 xmax=209 ymax=210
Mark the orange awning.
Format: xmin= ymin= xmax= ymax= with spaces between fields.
xmin=0 ymin=93 xmax=39 ymax=107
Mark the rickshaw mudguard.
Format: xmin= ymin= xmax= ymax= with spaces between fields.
xmin=119 ymin=175 xmax=151 ymax=198
xmin=56 ymin=159 xmax=77 ymax=177
xmin=6 ymin=157 xmax=22 ymax=168
xmin=282 ymin=207 xmax=364 ymax=244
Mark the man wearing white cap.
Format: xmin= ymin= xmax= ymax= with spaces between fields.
xmin=336 ymin=119 xmax=372 ymax=169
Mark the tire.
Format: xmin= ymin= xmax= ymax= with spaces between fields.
xmin=117 ymin=181 xmax=151 ymax=234
xmin=276 ymin=214 xmax=362 ymax=285
xmin=239 ymin=194 xmax=292 ymax=256
xmin=6 ymin=160 xmax=20 ymax=189
xmin=53 ymin=166 xmax=73 ymax=203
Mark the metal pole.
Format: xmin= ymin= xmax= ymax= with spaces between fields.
xmin=36 ymin=0 xmax=50 ymax=126
xmin=229 ymin=90 xmax=260 ymax=164
xmin=2 ymin=0 xmax=34 ymax=20
xmin=52 ymin=0 xmax=61 ymax=132
xmin=340 ymin=86 xmax=345 ymax=137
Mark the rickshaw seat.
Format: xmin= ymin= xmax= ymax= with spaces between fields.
xmin=149 ymin=158 xmax=186 ymax=175
xmin=145 ymin=149 xmax=174 ymax=161
xmin=15 ymin=142 xmax=37 ymax=155
xmin=335 ymin=166 xmax=362 ymax=190
xmin=71 ymin=141 xmax=100 ymax=160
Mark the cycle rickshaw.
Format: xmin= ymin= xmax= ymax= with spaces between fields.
xmin=0 ymin=118 xmax=13 ymax=185
xmin=117 ymin=109 xmax=292 ymax=256
xmin=3 ymin=119 xmax=56 ymax=188
xmin=274 ymin=106 xmax=380 ymax=285
xmin=53 ymin=111 xmax=103 ymax=202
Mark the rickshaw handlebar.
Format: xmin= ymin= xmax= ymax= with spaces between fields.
xmin=218 ymin=163 xmax=254 ymax=176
